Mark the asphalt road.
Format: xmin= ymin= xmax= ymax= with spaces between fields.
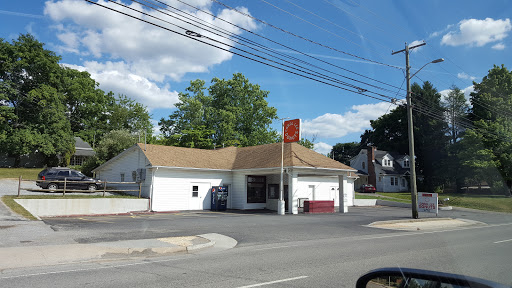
xmin=2 ymin=214 xmax=511 ymax=287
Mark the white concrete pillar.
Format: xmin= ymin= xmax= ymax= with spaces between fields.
xmin=288 ymin=170 xmax=299 ymax=214
xmin=339 ymin=174 xmax=348 ymax=213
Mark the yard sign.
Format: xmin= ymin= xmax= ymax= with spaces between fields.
xmin=284 ymin=119 xmax=301 ymax=143
xmin=418 ymin=192 xmax=438 ymax=215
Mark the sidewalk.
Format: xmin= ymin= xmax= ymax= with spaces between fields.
xmin=0 ymin=233 xmax=236 ymax=270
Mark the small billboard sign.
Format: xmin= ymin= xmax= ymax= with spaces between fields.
xmin=284 ymin=119 xmax=301 ymax=143
xmin=418 ymin=192 xmax=438 ymax=215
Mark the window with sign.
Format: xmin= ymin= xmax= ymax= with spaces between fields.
xmin=247 ymin=175 xmax=266 ymax=203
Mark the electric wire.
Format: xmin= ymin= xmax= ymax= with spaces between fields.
xmin=84 ymin=0 xmax=394 ymax=103
xmin=171 ymin=0 xmax=405 ymax=92
xmin=123 ymin=0 xmax=399 ymax=100
xmin=134 ymin=0 xmax=402 ymax=95
xmin=210 ymin=0 xmax=403 ymax=70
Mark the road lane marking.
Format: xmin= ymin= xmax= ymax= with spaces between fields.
xmin=252 ymin=245 xmax=301 ymax=251
xmin=494 ymin=238 xmax=512 ymax=244
xmin=237 ymin=276 xmax=309 ymax=288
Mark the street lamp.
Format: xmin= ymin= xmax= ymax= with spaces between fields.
xmin=392 ymin=42 xmax=443 ymax=219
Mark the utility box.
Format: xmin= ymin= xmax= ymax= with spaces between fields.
xmin=211 ymin=186 xmax=228 ymax=211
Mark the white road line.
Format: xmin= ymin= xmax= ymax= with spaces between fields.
xmin=237 ymin=276 xmax=309 ymax=288
xmin=494 ymin=238 xmax=512 ymax=244
xmin=252 ymin=245 xmax=301 ymax=251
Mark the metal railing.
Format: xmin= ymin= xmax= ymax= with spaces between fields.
xmin=16 ymin=176 xmax=143 ymax=198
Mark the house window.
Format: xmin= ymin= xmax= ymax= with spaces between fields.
xmin=192 ymin=185 xmax=198 ymax=197
xmin=132 ymin=171 xmax=137 ymax=182
xmin=362 ymin=162 xmax=365 ymax=169
xmin=403 ymin=160 xmax=409 ymax=167
xmin=120 ymin=173 xmax=125 ymax=182
xmin=390 ymin=177 xmax=398 ymax=186
xmin=247 ymin=176 xmax=266 ymax=203
xmin=378 ymin=176 xmax=382 ymax=182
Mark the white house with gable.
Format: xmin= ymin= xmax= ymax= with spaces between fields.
xmin=93 ymin=142 xmax=358 ymax=214
xmin=350 ymin=146 xmax=411 ymax=192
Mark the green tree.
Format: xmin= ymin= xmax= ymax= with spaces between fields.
xmin=442 ymin=85 xmax=469 ymax=144
xmin=160 ymin=73 xmax=279 ymax=148
xmin=459 ymin=65 xmax=512 ymax=194
xmin=0 ymin=34 xmax=74 ymax=166
xmin=360 ymin=81 xmax=449 ymax=192
xmin=328 ymin=142 xmax=361 ymax=165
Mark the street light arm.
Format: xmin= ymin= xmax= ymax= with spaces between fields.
xmin=410 ymin=58 xmax=444 ymax=79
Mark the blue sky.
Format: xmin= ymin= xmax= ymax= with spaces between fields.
xmin=1 ymin=0 xmax=511 ymax=154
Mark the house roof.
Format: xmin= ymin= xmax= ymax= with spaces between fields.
xmin=373 ymin=149 xmax=410 ymax=175
xmin=135 ymin=142 xmax=355 ymax=171
xmin=73 ymin=137 xmax=95 ymax=157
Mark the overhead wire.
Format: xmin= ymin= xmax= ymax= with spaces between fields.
xmin=84 ymin=0 xmax=394 ymax=103
xmin=170 ymin=0 xmax=405 ymax=92
xmin=210 ymin=0 xmax=403 ymax=70
xmin=136 ymin=0 xmax=401 ymax=95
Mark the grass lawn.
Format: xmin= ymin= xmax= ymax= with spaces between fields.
xmin=1 ymin=194 xmax=140 ymax=220
xmin=377 ymin=192 xmax=512 ymax=213
xmin=356 ymin=193 xmax=412 ymax=204
xmin=0 ymin=168 xmax=41 ymax=180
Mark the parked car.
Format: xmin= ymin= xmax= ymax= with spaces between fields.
xmin=36 ymin=167 xmax=100 ymax=191
xmin=360 ymin=184 xmax=376 ymax=193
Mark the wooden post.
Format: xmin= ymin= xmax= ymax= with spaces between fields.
xmin=63 ymin=178 xmax=67 ymax=197
xmin=17 ymin=176 xmax=22 ymax=197
xmin=138 ymin=182 xmax=142 ymax=198
xmin=103 ymin=181 xmax=106 ymax=197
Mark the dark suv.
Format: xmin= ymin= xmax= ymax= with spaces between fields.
xmin=37 ymin=167 xmax=100 ymax=191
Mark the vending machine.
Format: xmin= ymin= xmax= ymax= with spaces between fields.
xmin=211 ymin=186 xmax=228 ymax=211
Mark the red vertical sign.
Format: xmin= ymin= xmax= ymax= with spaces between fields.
xmin=284 ymin=119 xmax=301 ymax=143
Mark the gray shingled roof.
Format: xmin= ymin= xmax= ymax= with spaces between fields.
xmin=374 ymin=149 xmax=409 ymax=175
xmin=74 ymin=137 xmax=95 ymax=157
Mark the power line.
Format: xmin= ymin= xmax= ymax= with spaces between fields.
xmin=128 ymin=0 xmax=399 ymax=99
xmin=261 ymin=0 xmax=393 ymax=58
xmin=84 ymin=0 xmax=394 ymax=103
xmin=170 ymin=0 xmax=405 ymax=92
xmin=210 ymin=0 xmax=403 ymax=70
xmin=134 ymin=0 xmax=401 ymax=95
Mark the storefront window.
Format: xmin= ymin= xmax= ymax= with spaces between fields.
xmin=247 ymin=175 xmax=266 ymax=203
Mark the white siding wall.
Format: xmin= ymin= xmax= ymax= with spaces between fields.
xmin=377 ymin=175 xmax=408 ymax=192
xmin=151 ymin=168 xmax=232 ymax=211
xmin=350 ymin=151 xmax=368 ymax=174
xmin=95 ymin=147 xmax=151 ymax=198
xmin=295 ymin=176 xmax=354 ymax=207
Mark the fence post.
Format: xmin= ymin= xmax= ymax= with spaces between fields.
xmin=63 ymin=178 xmax=67 ymax=197
xmin=103 ymin=181 xmax=106 ymax=197
xmin=18 ymin=175 xmax=22 ymax=197
xmin=138 ymin=182 xmax=142 ymax=198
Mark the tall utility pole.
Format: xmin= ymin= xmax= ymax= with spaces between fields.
xmin=392 ymin=42 xmax=425 ymax=219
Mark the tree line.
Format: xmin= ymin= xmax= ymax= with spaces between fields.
xmin=329 ymin=65 xmax=512 ymax=195
xmin=0 ymin=34 xmax=152 ymax=168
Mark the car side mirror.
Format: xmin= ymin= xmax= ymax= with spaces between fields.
xmin=356 ymin=268 xmax=508 ymax=288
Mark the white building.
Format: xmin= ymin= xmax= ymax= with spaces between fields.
xmin=350 ymin=146 xmax=411 ymax=192
xmin=93 ymin=142 xmax=358 ymax=214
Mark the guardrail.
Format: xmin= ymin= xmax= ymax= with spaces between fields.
xmin=16 ymin=176 xmax=143 ymax=198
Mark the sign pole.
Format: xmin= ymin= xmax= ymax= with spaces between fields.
xmin=278 ymin=118 xmax=287 ymax=215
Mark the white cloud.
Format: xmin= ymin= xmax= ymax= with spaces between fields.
xmin=44 ymin=0 xmax=258 ymax=82
xmin=428 ymin=24 xmax=454 ymax=39
xmin=63 ymin=62 xmax=179 ymax=110
xmin=314 ymin=142 xmax=332 ymax=155
xmin=302 ymin=102 xmax=392 ymax=139
xmin=457 ymin=72 xmax=477 ymax=81
xmin=441 ymin=18 xmax=511 ymax=47
xmin=409 ymin=40 xmax=425 ymax=53
xmin=440 ymin=85 xmax=474 ymax=103
xmin=492 ymin=43 xmax=506 ymax=50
